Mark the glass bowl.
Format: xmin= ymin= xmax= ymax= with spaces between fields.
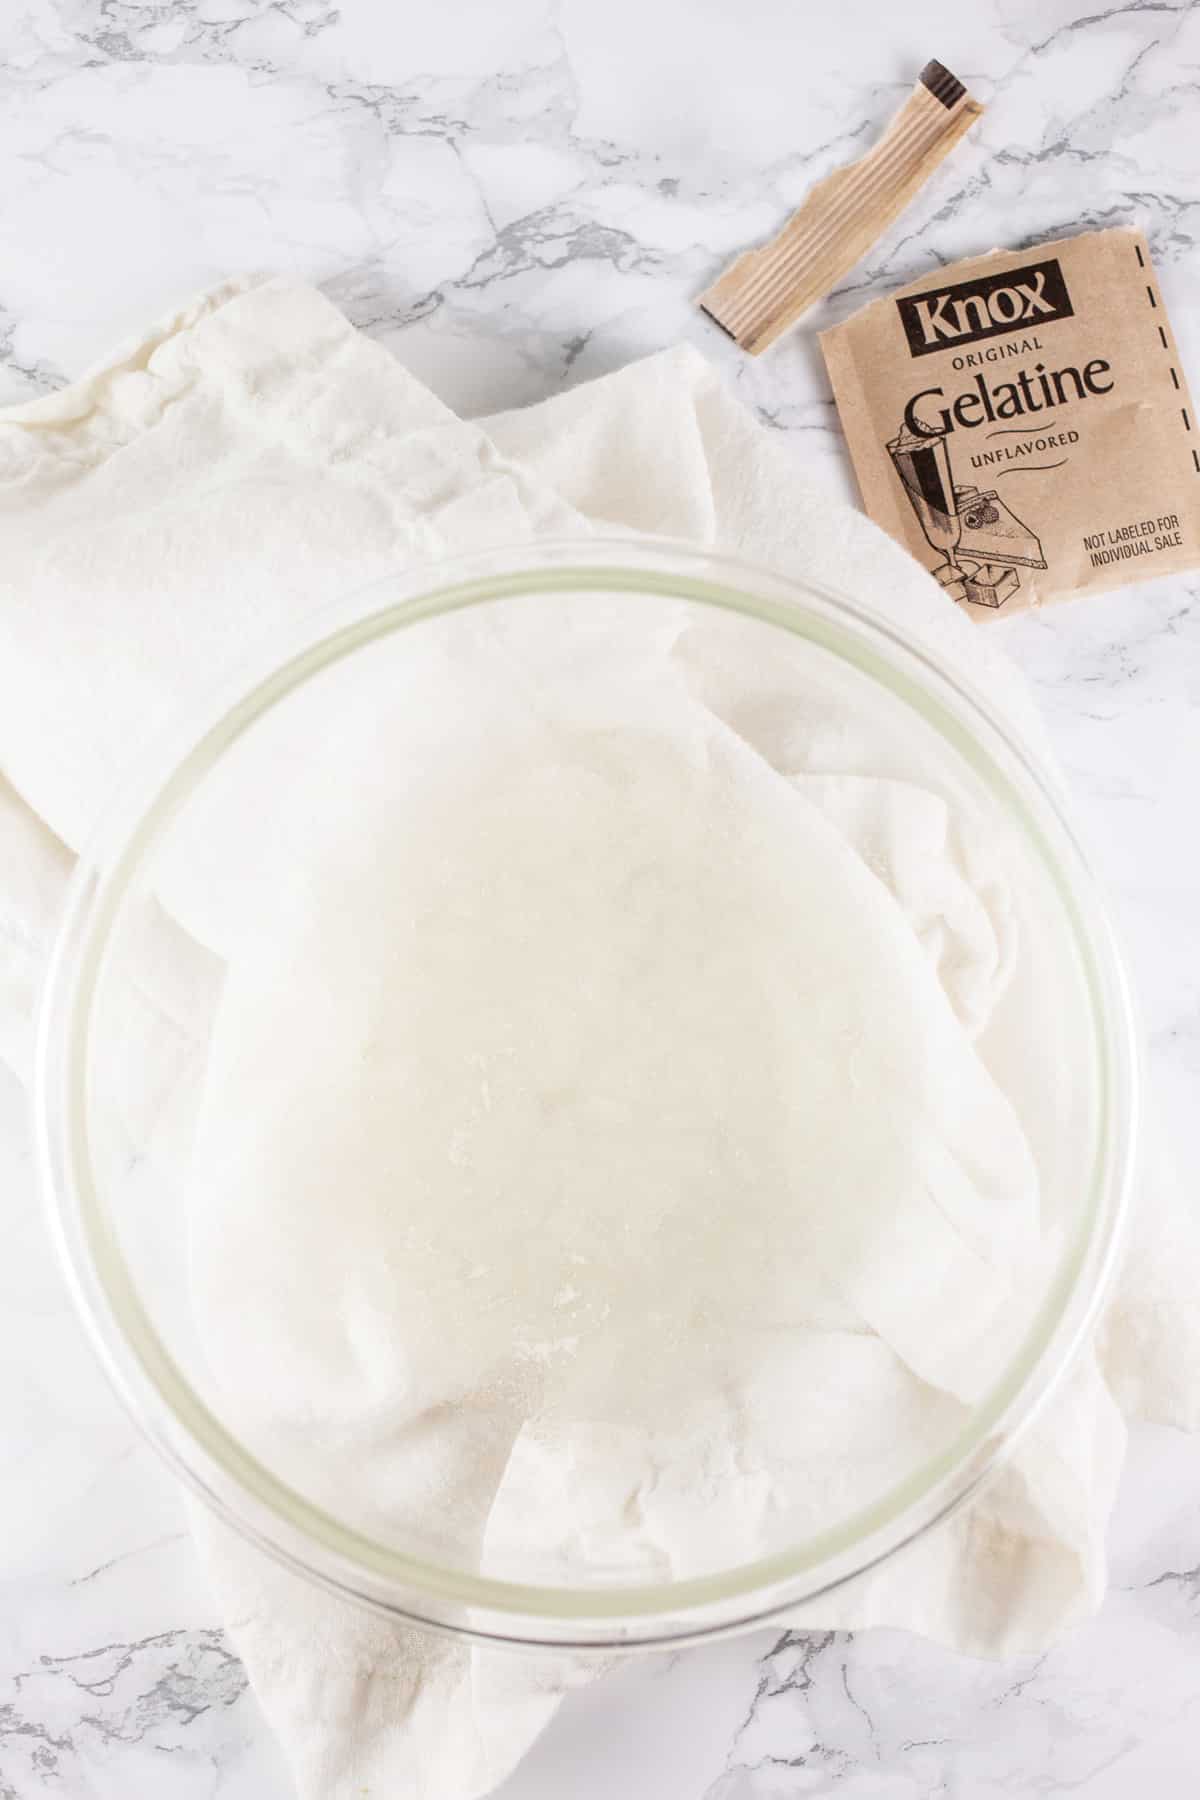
xmin=36 ymin=538 xmax=1138 ymax=1649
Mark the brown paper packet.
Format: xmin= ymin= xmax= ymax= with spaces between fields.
xmin=820 ymin=227 xmax=1200 ymax=616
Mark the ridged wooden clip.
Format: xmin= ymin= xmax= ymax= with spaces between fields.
xmin=700 ymin=61 xmax=983 ymax=355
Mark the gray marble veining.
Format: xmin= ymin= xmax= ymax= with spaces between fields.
xmin=1 ymin=2 xmax=1199 ymax=1795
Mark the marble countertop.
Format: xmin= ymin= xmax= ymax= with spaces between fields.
xmin=3 ymin=1 xmax=1200 ymax=1795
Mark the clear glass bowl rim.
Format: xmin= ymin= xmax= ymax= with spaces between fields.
xmin=35 ymin=537 xmax=1140 ymax=1650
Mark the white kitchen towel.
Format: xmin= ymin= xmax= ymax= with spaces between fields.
xmin=2 ymin=276 xmax=1197 ymax=1800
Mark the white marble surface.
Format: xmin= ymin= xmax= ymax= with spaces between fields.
xmin=2 ymin=1 xmax=1200 ymax=1795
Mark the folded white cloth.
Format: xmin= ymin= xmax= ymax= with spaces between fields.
xmin=2 ymin=276 xmax=1197 ymax=1800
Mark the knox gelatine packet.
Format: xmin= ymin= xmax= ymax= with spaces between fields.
xmin=820 ymin=228 xmax=1200 ymax=616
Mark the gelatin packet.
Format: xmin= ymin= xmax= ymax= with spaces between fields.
xmin=821 ymin=227 xmax=1200 ymax=615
